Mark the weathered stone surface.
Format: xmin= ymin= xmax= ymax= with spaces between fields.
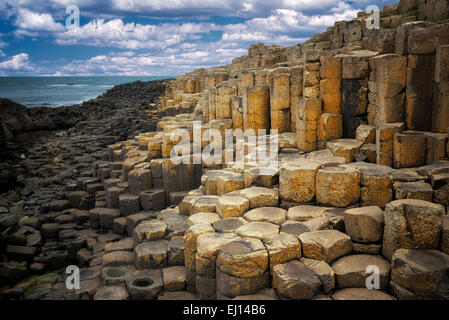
xmin=232 ymin=288 xmax=278 ymax=300
xmin=317 ymin=113 xmax=343 ymax=149
xmin=98 ymin=208 xmax=121 ymax=229
xmin=441 ymin=216 xmax=449 ymax=255
xmin=196 ymin=232 xmax=241 ymax=263
xmin=216 ymin=196 xmax=249 ymax=219
xmin=119 ymin=194 xmax=141 ymax=216
xmin=406 ymin=54 xmax=435 ymax=131
xmin=140 ymin=189 xmax=165 ymax=211
xmin=126 ymin=213 xmax=149 ymax=237
xmin=356 ymin=125 xmax=375 ymax=144
xmin=299 ymin=230 xmax=352 ymax=263
xmin=348 ymin=162 xmax=393 ymax=207
xmin=358 ymin=143 xmax=376 ymax=163
xmin=216 ymin=173 xmax=244 ymax=196
xmin=187 ymin=212 xmax=220 ymax=227
xmin=383 ymin=199 xmax=444 ymax=260
xmin=272 ymin=260 xmax=321 ymax=300
xmin=243 ymin=85 xmax=270 ymax=131
xmin=94 ymin=286 xmax=129 ymax=300
xmin=344 ymin=206 xmax=384 ymax=243
xmin=105 ymin=238 xmax=134 ymax=253
xmin=157 ymin=291 xmax=196 ymax=300
xmin=394 ymin=181 xmax=433 ymax=201
xmin=279 ymin=160 xmax=321 ymax=204
xmin=296 ymin=98 xmax=322 ymax=152
xmin=432 ymin=45 xmax=449 ymax=133
xmin=332 ymin=288 xmax=395 ymax=300
xmin=133 ymin=220 xmax=167 ymax=245
xmin=332 ymin=254 xmax=390 ymax=290
xmin=162 ymin=266 xmax=187 ymax=292
xmin=370 ymin=54 xmax=407 ymax=126
xmin=263 ymin=234 xmax=301 ymax=272
xmin=240 ymin=187 xmax=278 ymax=208
xmin=178 ymin=196 xmax=197 ymax=215
xmin=101 ymin=265 xmax=136 ymax=286
xmin=243 ymin=166 xmax=279 ymax=188
xmin=190 ymin=196 xmax=219 ymax=215
xmin=287 ymin=205 xmax=328 ymax=222
xmin=352 ymin=242 xmax=382 ymax=255
xmin=126 ymin=269 xmax=163 ymax=300
xmin=391 ymin=249 xmax=449 ymax=299
xmin=300 ymin=257 xmax=335 ymax=294
xmin=425 ymin=133 xmax=447 ymax=165
xmin=134 ymin=240 xmax=169 ymax=269
xmin=316 ymin=165 xmax=360 ymax=207
xmin=336 ymin=50 xmax=378 ymax=80
xmin=217 ymin=238 xmax=268 ymax=278
xmin=184 ymin=224 xmax=215 ymax=270
xmin=393 ymin=132 xmax=427 ymax=169
xmin=102 ymin=251 xmax=134 ymax=267
xmin=327 ymin=139 xmax=363 ymax=163
xmin=5 ymin=245 xmax=37 ymax=263
xmin=235 ymin=222 xmax=279 ymax=240
xmin=376 ymin=123 xmax=404 ymax=167
xmin=216 ymin=269 xmax=269 ymax=298
xmin=243 ymin=207 xmax=287 ymax=225
xmin=128 ymin=169 xmax=152 ymax=195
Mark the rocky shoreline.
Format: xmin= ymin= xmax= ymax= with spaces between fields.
xmin=0 ymin=80 xmax=168 ymax=192
xmin=0 ymin=80 xmax=171 ymax=298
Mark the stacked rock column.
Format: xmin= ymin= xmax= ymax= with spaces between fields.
xmin=318 ymin=54 xmax=343 ymax=149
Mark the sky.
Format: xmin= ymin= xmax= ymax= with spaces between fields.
xmin=0 ymin=0 xmax=391 ymax=76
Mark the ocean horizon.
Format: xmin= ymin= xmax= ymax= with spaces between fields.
xmin=0 ymin=76 xmax=174 ymax=108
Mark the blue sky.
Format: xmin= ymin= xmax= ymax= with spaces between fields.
xmin=0 ymin=0 xmax=390 ymax=76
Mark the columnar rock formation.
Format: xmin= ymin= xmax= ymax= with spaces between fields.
xmin=2 ymin=0 xmax=449 ymax=300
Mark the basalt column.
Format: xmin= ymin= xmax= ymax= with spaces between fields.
xmin=337 ymin=51 xmax=377 ymax=138
xmin=432 ymin=45 xmax=449 ymax=133
xmin=243 ymin=86 xmax=270 ymax=132
xmin=270 ymin=73 xmax=291 ymax=133
xmin=318 ymin=54 xmax=343 ymax=148
xmin=290 ymin=66 xmax=303 ymax=133
xmin=216 ymin=82 xmax=236 ymax=119
xmin=369 ymin=54 xmax=407 ymax=127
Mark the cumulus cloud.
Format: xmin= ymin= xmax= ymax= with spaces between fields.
xmin=53 ymin=40 xmax=247 ymax=76
xmin=0 ymin=0 xmax=383 ymax=76
xmin=0 ymin=53 xmax=33 ymax=70
xmin=15 ymin=8 xmax=65 ymax=32
xmin=2 ymin=0 xmax=375 ymax=19
xmin=220 ymin=7 xmax=358 ymax=45
xmin=54 ymin=18 xmax=218 ymax=49
xmin=0 ymin=50 xmax=6 ymax=58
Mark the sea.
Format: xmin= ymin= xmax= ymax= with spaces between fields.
xmin=0 ymin=76 xmax=173 ymax=108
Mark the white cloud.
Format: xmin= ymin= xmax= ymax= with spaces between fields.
xmin=15 ymin=8 xmax=65 ymax=32
xmin=0 ymin=50 xmax=5 ymax=57
xmin=220 ymin=7 xmax=358 ymax=45
xmin=54 ymin=18 xmax=217 ymax=49
xmin=4 ymin=0 xmax=364 ymax=19
xmin=51 ymin=39 xmax=248 ymax=76
xmin=0 ymin=53 xmax=32 ymax=70
xmin=0 ymin=0 xmax=375 ymax=76
xmin=110 ymin=0 xmax=340 ymax=17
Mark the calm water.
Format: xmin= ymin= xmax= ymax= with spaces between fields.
xmin=0 ymin=76 xmax=172 ymax=108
